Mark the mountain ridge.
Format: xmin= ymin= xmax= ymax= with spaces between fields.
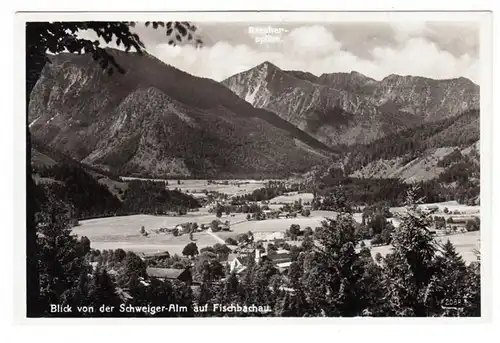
xmin=29 ymin=48 xmax=335 ymax=179
xmin=242 ymin=60 xmax=478 ymax=85
xmin=222 ymin=62 xmax=479 ymax=147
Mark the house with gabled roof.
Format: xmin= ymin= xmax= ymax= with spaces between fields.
xmin=141 ymin=251 xmax=171 ymax=261
xmin=257 ymin=249 xmax=293 ymax=272
xmin=146 ymin=267 xmax=192 ymax=285
xmin=226 ymin=254 xmax=250 ymax=275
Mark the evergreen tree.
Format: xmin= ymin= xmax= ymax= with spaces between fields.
xmin=59 ymin=269 xmax=92 ymax=317
xmin=37 ymin=196 xmax=89 ymax=315
xmin=116 ymin=251 xmax=147 ymax=295
xmin=463 ymin=261 xmax=481 ymax=317
xmin=88 ymin=268 xmax=121 ymax=317
xmin=274 ymin=292 xmax=293 ymax=317
xmin=236 ymin=260 xmax=278 ymax=316
xmin=275 ymin=288 xmax=312 ymax=317
xmin=143 ymin=278 xmax=180 ymax=317
xmin=301 ymin=235 xmax=315 ymax=251
xmin=221 ymin=272 xmax=240 ymax=302
xmin=431 ymin=240 xmax=470 ymax=316
xmin=301 ymin=213 xmax=370 ymax=316
xmin=381 ymin=187 xmax=438 ymax=316
xmin=182 ymin=242 xmax=199 ymax=257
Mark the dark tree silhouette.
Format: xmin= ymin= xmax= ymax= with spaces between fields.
xmin=182 ymin=242 xmax=199 ymax=257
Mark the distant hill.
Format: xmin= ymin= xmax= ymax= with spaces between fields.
xmin=222 ymin=62 xmax=479 ymax=147
xmin=29 ymin=49 xmax=334 ymax=180
xmin=304 ymin=109 xmax=480 ymax=206
xmin=32 ymin=138 xmax=121 ymax=180
xmin=32 ymin=142 xmax=201 ymax=219
xmin=31 ymin=138 xmax=130 ymax=202
xmin=31 ymin=143 xmax=125 ymax=218
xmin=345 ymin=109 xmax=480 ymax=182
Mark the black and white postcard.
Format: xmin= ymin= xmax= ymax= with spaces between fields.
xmin=15 ymin=10 xmax=492 ymax=320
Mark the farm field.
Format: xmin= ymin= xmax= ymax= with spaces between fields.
xmin=300 ymin=211 xmax=399 ymax=227
xmin=369 ymin=231 xmax=480 ymax=264
xmin=120 ymin=177 xmax=273 ymax=197
xmin=269 ymin=192 xmax=314 ymax=204
xmin=391 ymin=201 xmax=480 ymax=216
xmin=266 ymin=204 xmax=283 ymax=210
xmin=216 ymin=216 xmax=327 ymax=241
xmin=215 ymin=210 xmax=348 ymax=241
xmin=434 ymin=231 xmax=481 ymax=263
xmin=73 ymin=213 xmax=246 ymax=255
xmin=72 ymin=201 xmax=480 ymax=261
xmin=73 ymin=211 xmax=337 ymax=254
xmin=389 ymin=201 xmax=480 ymax=228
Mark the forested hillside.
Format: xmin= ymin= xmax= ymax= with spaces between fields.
xmin=29 ymin=49 xmax=334 ymax=179
xmin=302 ymin=109 xmax=480 ymax=206
xmin=120 ymin=180 xmax=200 ymax=215
xmin=34 ymin=162 xmax=201 ymax=220
xmin=35 ymin=163 xmax=123 ymax=218
xmin=345 ymin=109 xmax=479 ymax=173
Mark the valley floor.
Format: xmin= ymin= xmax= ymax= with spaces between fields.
xmin=120 ymin=177 xmax=273 ymax=198
xmin=73 ymin=201 xmax=480 ymax=262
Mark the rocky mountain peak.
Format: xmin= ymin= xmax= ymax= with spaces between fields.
xmin=222 ymin=61 xmax=480 ymax=148
xmin=256 ymin=60 xmax=280 ymax=71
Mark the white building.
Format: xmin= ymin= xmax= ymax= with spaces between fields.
xmin=227 ymin=254 xmax=248 ymax=274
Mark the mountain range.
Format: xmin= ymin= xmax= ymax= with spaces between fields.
xmin=29 ymin=49 xmax=480 ymax=186
xmin=222 ymin=61 xmax=480 ymax=147
xmin=29 ymin=49 xmax=334 ymax=179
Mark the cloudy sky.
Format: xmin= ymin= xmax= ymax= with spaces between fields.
xmin=84 ymin=21 xmax=480 ymax=83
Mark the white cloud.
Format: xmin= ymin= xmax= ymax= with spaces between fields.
xmin=150 ymin=41 xmax=283 ymax=81
xmin=283 ymin=25 xmax=342 ymax=58
xmin=77 ymin=24 xmax=479 ymax=84
xmin=369 ymin=38 xmax=479 ymax=81
xmin=390 ymin=21 xmax=430 ymax=42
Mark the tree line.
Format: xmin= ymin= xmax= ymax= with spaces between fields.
xmin=313 ymin=173 xmax=479 ymax=207
xmin=231 ymin=181 xmax=300 ymax=203
xmin=36 ymin=163 xmax=201 ymax=219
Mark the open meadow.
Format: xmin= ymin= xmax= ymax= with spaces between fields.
xmin=72 ymin=199 xmax=480 ymax=262
xmin=72 ymin=210 xmax=335 ymax=255
xmin=72 ymin=213 xmax=246 ymax=255
xmin=391 ymin=200 xmax=479 ymax=216
xmin=121 ymin=177 xmax=273 ymax=197
xmin=369 ymin=231 xmax=480 ymax=264
xmin=269 ymin=192 xmax=314 ymax=204
xmin=215 ymin=216 xmax=328 ymax=241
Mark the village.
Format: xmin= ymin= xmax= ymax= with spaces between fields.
xmin=81 ymin=182 xmax=480 ymax=294
xmin=136 ymin=190 xmax=315 ymax=288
